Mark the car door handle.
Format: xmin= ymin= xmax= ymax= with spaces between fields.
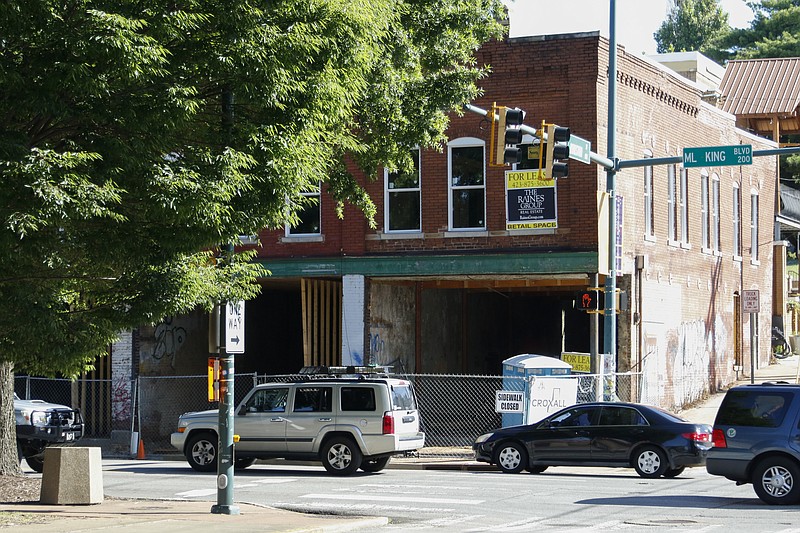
xmin=318 ymin=418 xmax=332 ymax=422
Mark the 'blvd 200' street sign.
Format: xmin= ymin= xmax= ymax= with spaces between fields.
xmin=683 ymin=144 xmax=752 ymax=168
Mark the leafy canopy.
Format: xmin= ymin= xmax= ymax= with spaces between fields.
xmin=717 ymin=0 xmax=800 ymax=59
xmin=654 ymin=0 xmax=730 ymax=57
xmin=0 ymin=0 xmax=504 ymax=377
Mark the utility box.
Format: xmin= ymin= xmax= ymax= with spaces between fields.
xmin=501 ymin=354 xmax=572 ymax=427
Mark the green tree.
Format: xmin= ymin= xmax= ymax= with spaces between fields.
xmin=654 ymin=0 xmax=730 ymax=56
xmin=0 ymin=0 xmax=504 ymax=475
xmin=718 ymin=0 xmax=800 ymax=59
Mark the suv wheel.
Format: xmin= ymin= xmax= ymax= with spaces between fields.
xmin=633 ymin=445 xmax=667 ymax=478
xmin=752 ymin=457 xmax=800 ymax=505
xmin=360 ymin=457 xmax=390 ymax=473
xmin=321 ymin=437 xmax=362 ymax=475
xmin=495 ymin=442 xmax=527 ymax=474
xmin=186 ymin=432 xmax=217 ymax=472
xmin=24 ymin=453 xmax=44 ymax=474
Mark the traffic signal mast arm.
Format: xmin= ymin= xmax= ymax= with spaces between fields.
xmin=465 ymin=103 xmax=615 ymax=170
xmin=466 ymin=103 xmax=800 ymax=170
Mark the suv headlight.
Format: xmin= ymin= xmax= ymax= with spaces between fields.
xmin=28 ymin=412 xmax=48 ymax=426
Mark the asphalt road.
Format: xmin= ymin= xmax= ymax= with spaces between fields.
xmin=99 ymin=459 xmax=800 ymax=532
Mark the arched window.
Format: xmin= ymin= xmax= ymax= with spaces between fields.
xmin=448 ymin=137 xmax=486 ymax=230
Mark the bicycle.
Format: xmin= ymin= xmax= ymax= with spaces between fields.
xmin=771 ymin=327 xmax=793 ymax=359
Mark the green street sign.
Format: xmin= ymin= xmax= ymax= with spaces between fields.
xmin=683 ymin=144 xmax=752 ymax=168
xmin=568 ymin=134 xmax=591 ymax=164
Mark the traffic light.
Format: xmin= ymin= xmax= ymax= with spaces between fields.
xmin=575 ymin=289 xmax=601 ymax=311
xmin=495 ymin=107 xmax=526 ymax=165
xmin=544 ymin=124 xmax=570 ymax=179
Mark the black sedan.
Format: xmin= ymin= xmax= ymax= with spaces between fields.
xmin=473 ymin=402 xmax=712 ymax=478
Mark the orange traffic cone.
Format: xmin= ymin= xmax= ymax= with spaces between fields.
xmin=137 ymin=438 xmax=146 ymax=460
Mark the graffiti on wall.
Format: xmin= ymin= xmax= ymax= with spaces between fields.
xmin=151 ymin=317 xmax=187 ymax=369
xmin=370 ymin=332 xmax=386 ymax=360
xmin=666 ymin=319 xmax=712 ymax=407
xmin=111 ymin=377 xmax=132 ymax=423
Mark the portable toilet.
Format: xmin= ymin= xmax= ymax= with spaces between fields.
xmin=501 ymin=354 xmax=572 ymax=427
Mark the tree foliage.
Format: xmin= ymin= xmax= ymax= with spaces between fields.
xmin=0 ymin=0 xmax=504 ymax=474
xmin=654 ymin=0 xmax=730 ymax=56
xmin=716 ymin=0 xmax=800 ymax=59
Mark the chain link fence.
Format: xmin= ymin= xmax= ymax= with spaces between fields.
xmin=15 ymin=371 xmax=649 ymax=458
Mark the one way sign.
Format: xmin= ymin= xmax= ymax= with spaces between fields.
xmin=225 ymin=300 xmax=245 ymax=354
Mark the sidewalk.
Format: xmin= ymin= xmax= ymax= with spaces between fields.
xmin=679 ymin=354 xmax=800 ymax=425
xmin=3 ymin=356 xmax=799 ymax=532
xmin=0 ymin=499 xmax=388 ymax=532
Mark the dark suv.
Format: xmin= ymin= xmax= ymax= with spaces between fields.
xmin=706 ymin=382 xmax=800 ymax=504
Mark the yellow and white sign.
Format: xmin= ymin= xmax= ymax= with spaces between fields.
xmin=561 ymin=352 xmax=591 ymax=373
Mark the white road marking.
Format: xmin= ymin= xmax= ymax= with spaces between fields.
xmin=301 ymin=493 xmax=483 ymax=504
xmin=463 ymin=517 xmax=545 ymax=532
xmin=390 ymin=514 xmax=486 ymax=530
xmin=275 ymin=502 xmax=456 ymax=513
xmin=253 ymin=478 xmax=298 ymax=484
xmin=174 ymin=489 xmax=217 ymax=498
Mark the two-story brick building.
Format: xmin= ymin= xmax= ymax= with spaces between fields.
xmin=126 ymin=32 xmax=776 ymax=415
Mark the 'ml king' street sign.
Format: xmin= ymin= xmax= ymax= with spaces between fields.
xmin=683 ymin=144 xmax=752 ymax=168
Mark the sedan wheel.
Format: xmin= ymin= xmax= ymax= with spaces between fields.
xmin=633 ymin=445 xmax=667 ymax=478
xmin=495 ymin=442 xmax=527 ymax=474
xmin=752 ymin=458 xmax=800 ymax=505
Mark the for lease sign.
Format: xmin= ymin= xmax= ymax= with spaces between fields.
xmin=505 ymin=170 xmax=557 ymax=230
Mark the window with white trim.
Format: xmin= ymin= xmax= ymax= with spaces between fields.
xmin=733 ymin=184 xmax=742 ymax=257
xmin=448 ymin=138 xmax=485 ymax=230
xmin=701 ymin=170 xmax=710 ymax=249
xmin=680 ymin=167 xmax=689 ymax=244
xmin=286 ymin=184 xmax=321 ymax=236
xmin=711 ymin=173 xmax=720 ymax=252
xmin=644 ymin=151 xmax=654 ymax=238
xmin=751 ymin=191 xmax=759 ymax=261
xmin=385 ymin=149 xmax=421 ymax=232
xmin=667 ymin=164 xmax=677 ymax=241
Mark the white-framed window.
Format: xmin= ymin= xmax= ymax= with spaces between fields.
xmin=701 ymin=170 xmax=710 ymax=249
xmin=711 ymin=173 xmax=720 ymax=252
xmin=667 ymin=164 xmax=677 ymax=242
xmin=286 ymin=183 xmax=321 ymax=236
xmin=644 ymin=150 xmax=654 ymax=238
xmin=733 ymin=184 xmax=742 ymax=258
xmin=384 ymin=149 xmax=421 ymax=232
xmin=750 ymin=190 xmax=759 ymax=262
xmin=679 ymin=167 xmax=689 ymax=244
xmin=448 ymin=137 xmax=485 ymax=230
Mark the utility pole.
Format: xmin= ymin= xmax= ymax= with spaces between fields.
xmin=603 ymin=0 xmax=619 ymax=369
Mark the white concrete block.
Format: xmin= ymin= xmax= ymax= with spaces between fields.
xmin=40 ymin=447 xmax=104 ymax=505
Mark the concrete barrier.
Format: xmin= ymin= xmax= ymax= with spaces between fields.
xmin=40 ymin=447 xmax=104 ymax=505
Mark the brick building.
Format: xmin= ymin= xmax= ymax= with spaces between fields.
xmin=124 ymin=32 xmax=777 ymax=414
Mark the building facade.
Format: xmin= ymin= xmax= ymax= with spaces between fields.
xmin=119 ymin=33 xmax=777 ymax=418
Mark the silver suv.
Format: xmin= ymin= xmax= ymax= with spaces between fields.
xmin=171 ymin=369 xmax=425 ymax=475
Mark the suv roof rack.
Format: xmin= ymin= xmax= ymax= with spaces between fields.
xmin=298 ymin=365 xmax=394 ymax=379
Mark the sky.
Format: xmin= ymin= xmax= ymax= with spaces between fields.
xmin=502 ymin=0 xmax=757 ymax=55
